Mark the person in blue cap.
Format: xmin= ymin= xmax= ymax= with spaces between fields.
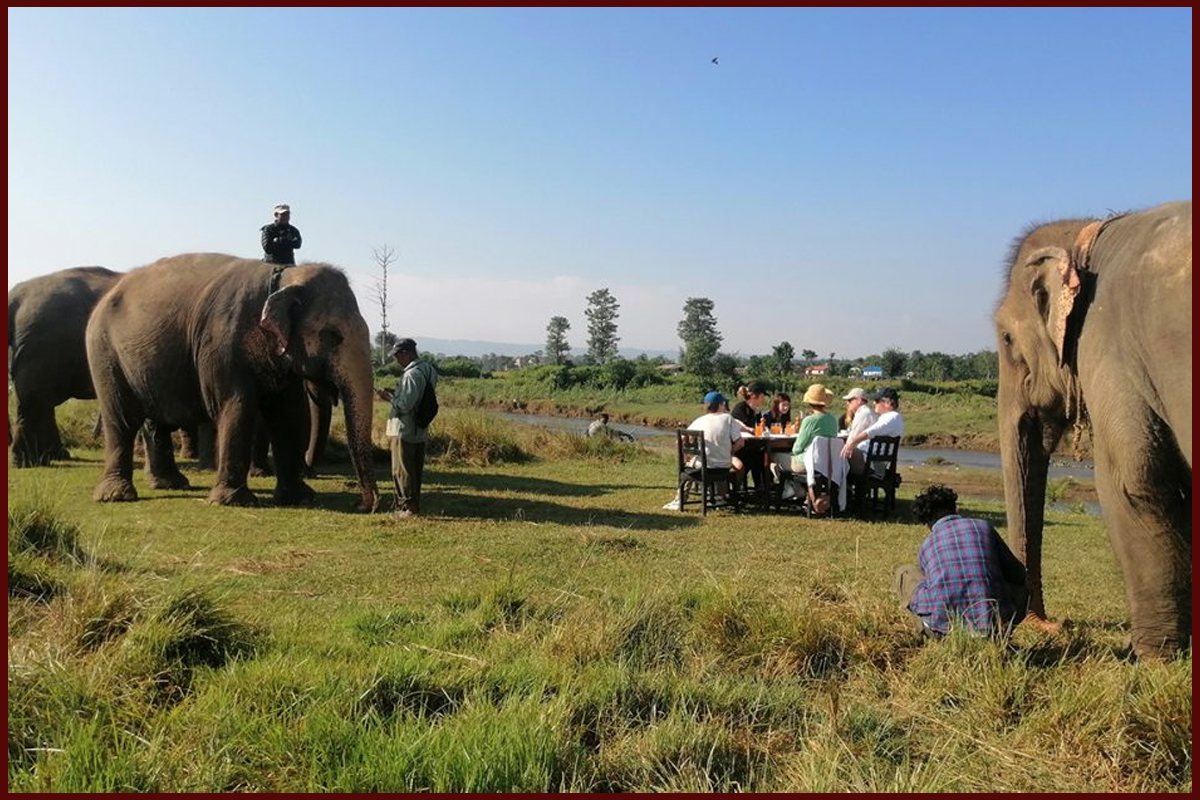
xmin=686 ymin=391 xmax=746 ymax=476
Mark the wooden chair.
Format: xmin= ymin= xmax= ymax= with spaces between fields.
xmin=854 ymin=435 xmax=901 ymax=517
xmin=803 ymin=435 xmax=848 ymax=518
xmin=676 ymin=429 xmax=736 ymax=515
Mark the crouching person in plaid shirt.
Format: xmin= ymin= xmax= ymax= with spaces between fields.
xmin=895 ymin=484 xmax=1029 ymax=638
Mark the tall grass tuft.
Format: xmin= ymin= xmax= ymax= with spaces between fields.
xmin=9 ymin=496 xmax=87 ymax=564
xmin=428 ymin=409 xmax=527 ymax=466
xmin=8 ymin=495 xmax=88 ymax=602
xmin=116 ymin=588 xmax=262 ymax=704
xmin=520 ymin=427 xmax=649 ymax=462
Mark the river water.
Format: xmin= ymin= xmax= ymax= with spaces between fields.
xmin=493 ymin=411 xmax=1096 ymax=481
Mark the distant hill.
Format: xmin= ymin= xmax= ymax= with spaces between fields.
xmin=411 ymin=336 xmax=675 ymax=360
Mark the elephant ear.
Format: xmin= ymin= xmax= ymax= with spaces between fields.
xmin=1023 ymin=245 xmax=1080 ymax=367
xmin=260 ymin=285 xmax=304 ymax=356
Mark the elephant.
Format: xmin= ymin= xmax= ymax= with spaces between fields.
xmin=8 ymin=266 xmax=121 ymax=466
xmin=994 ymin=200 xmax=1191 ymax=659
xmin=86 ymin=253 xmax=379 ymax=511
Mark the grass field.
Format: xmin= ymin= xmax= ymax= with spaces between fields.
xmin=7 ymin=407 xmax=1189 ymax=791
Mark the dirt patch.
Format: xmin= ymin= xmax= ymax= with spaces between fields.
xmin=224 ymin=549 xmax=329 ymax=575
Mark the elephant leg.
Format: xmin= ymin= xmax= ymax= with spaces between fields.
xmin=1091 ymin=409 xmax=1192 ymax=659
xmin=195 ymin=421 xmax=217 ymax=470
xmin=207 ymin=399 xmax=259 ymax=506
xmin=91 ymin=368 xmax=142 ymax=502
xmin=178 ymin=425 xmax=199 ymax=459
xmin=11 ymin=392 xmax=56 ymax=467
xmin=46 ymin=413 xmax=70 ymax=461
xmin=143 ymin=421 xmax=191 ymax=490
xmin=304 ymin=384 xmax=333 ymax=474
xmin=263 ymin=384 xmax=314 ymax=506
xmin=249 ymin=412 xmax=274 ymax=477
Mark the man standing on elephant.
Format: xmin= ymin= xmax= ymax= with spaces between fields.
xmin=261 ymin=203 xmax=302 ymax=265
xmin=376 ymin=338 xmax=437 ymax=518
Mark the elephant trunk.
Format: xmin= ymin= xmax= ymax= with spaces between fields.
xmin=998 ymin=392 xmax=1054 ymax=624
xmin=336 ymin=360 xmax=379 ymax=512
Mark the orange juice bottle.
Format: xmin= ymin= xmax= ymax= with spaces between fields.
xmin=754 ymin=418 xmax=763 ymax=436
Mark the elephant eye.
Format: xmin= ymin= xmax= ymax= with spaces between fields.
xmin=1002 ymin=332 xmax=1013 ymax=348
xmin=319 ymin=328 xmax=344 ymax=348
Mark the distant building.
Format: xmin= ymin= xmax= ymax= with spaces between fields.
xmin=862 ymin=366 xmax=884 ymax=380
xmin=804 ymin=364 xmax=829 ymax=377
xmin=512 ymin=354 xmax=542 ymax=369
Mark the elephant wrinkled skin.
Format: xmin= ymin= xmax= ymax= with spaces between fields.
xmin=9 ymin=266 xmax=121 ymax=466
xmin=994 ymin=200 xmax=1191 ymax=659
xmin=86 ymin=253 xmax=378 ymax=511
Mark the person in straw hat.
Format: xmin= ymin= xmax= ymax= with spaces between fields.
xmin=770 ymin=383 xmax=839 ymax=479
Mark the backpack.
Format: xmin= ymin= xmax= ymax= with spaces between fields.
xmin=415 ymin=370 xmax=439 ymax=428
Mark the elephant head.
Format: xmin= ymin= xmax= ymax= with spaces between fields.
xmin=994 ymin=202 xmax=1192 ymax=657
xmin=993 ymin=219 xmax=1097 ymax=629
xmin=259 ymin=265 xmax=379 ymax=511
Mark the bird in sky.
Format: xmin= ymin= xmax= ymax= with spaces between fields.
xmin=711 ymin=56 xmax=719 ymax=65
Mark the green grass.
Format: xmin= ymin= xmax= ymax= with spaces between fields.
xmin=8 ymin=406 xmax=1185 ymax=792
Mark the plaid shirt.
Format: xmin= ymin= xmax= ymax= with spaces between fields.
xmin=909 ymin=515 xmax=1024 ymax=635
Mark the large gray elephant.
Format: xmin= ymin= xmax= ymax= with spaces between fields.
xmin=994 ymin=200 xmax=1191 ymax=659
xmin=86 ymin=253 xmax=378 ymax=510
xmin=8 ymin=266 xmax=121 ymax=466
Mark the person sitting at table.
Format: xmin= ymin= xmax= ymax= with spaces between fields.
xmin=686 ymin=391 xmax=746 ymax=488
xmin=841 ymin=386 xmax=905 ymax=475
xmin=729 ymin=382 xmax=770 ymax=490
xmin=730 ymin=382 xmax=768 ymax=430
xmin=839 ymin=387 xmax=878 ymax=440
xmin=763 ymin=393 xmax=792 ymax=430
xmin=770 ymin=383 xmax=838 ymax=479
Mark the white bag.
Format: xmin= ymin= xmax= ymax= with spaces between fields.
xmin=385 ymin=417 xmax=401 ymax=438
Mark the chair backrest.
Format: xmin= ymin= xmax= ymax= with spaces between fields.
xmin=677 ymin=429 xmax=707 ymax=474
xmin=865 ymin=435 xmax=900 ymax=480
xmin=805 ymin=435 xmax=848 ymax=516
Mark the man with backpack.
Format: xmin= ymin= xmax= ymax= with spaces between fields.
xmin=376 ymin=338 xmax=438 ymax=518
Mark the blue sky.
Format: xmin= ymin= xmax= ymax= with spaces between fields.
xmin=8 ymin=8 xmax=1192 ymax=358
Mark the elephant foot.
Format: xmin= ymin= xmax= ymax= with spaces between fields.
xmin=148 ymin=472 xmax=192 ymax=491
xmin=273 ymin=481 xmax=315 ymax=507
xmin=1024 ymin=612 xmax=1067 ymax=635
xmin=355 ymin=492 xmax=380 ymax=513
xmin=207 ymin=484 xmax=259 ymax=507
xmin=249 ymin=463 xmax=274 ymax=478
xmin=51 ymin=446 xmax=72 ymax=461
xmin=1131 ymin=628 xmax=1189 ymax=662
xmin=13 ymin=450 xmax=52 ymax=468
xmin=94 ymin=477 xmax=139 ymax=502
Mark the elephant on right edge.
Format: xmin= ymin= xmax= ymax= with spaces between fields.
xmin=994 ymin=200 xmax=1191 ymax=659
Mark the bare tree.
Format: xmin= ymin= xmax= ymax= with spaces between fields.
xmin=370 ymin=245 xmax=398 ymax=365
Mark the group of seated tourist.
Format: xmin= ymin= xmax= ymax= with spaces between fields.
xmin=686 ymin=381 xmax=906 ymax=499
